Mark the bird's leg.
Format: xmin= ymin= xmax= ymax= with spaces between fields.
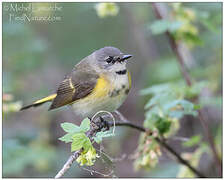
xmin=93 ymin=116 xmax=110 ymax=131
xmin=99 ymin=116 xmax=110 ymax=131
xmin=89 ymin=116 xmax=101 ymax=132
xmin=93 ymin=116 xmax=104 ymax=130
xmin=90 ymin=115 xmax=110 ymax=132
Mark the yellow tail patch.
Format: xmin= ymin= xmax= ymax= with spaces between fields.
xmin=34 ymin=94 xmax=57 ymax=104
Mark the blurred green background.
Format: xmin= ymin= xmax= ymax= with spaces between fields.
xmin=3 ymin=2 xmax=222 ymax=178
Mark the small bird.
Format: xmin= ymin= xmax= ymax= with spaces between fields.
xmin=21 ymin=47 xmax=133 ymax=118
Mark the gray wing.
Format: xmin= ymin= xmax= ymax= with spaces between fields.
xmin=49 ymin=68 xmax=99 ymax=110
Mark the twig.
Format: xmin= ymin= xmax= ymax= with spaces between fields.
xmin=55 ymin=150 xmax=82 ymax=178
xmin=109 ymin=113 xmax=205 ymax=177
xmin=80 ymin=166 xmax=115 ymax=177
xmin=112 ymin=121 xmax=205 ymax=178
xmin=55 ymin=115 xmax=206 ymax=178
xmin=114 ymin=110 xmax=129 ymax=123
xmin=151 ymin=3 xmax=222 ymax=175
xmin=114 ymin=121 xmax=145 ymax=132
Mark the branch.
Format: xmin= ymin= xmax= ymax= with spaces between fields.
xmin=113 ymin=121 xmax=205 ymax=178
xmin=55 ymin=115 xmax=206 ymax=178
xmin=55 ymin=150 xmax=82 ymax=178
xmin=151 ymin=3 xmax=222 ymax=175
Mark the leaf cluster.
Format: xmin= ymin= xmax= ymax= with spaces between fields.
xmin=134 ymin=134 xmax=161 ymax=170
xmin=134 ymin=82 xmax=203 ymax=171
xmin=59 ymin=118 xmax=115 ymax=166
xmin=140 ymin=82 xmax=200 ymax=136
xmin=149 ymin=3 xmax=216 ymax=48
xmin=59 ymin=118 xmax=91 ymax=152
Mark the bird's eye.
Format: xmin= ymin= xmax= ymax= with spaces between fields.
xmin=106 ymin=56 xmax=113 ymax=64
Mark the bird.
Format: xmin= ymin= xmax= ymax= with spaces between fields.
xmin=20 ymin=46 xmax=133 ymax=118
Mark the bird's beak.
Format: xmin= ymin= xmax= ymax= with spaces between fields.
xmin=122 ymin=54 xmax=133 ymax=61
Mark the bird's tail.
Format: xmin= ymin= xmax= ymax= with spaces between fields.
xmin=20 ymin=94 xmax=57 ymax=110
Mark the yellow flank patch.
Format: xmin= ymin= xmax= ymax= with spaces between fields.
xmin=34 ymin=94 xmax=57 ymax=104
xmin=92 ymin=75 xmax=109 ymax=98
xmin=128 ymin=71 xmax=132 ymax=88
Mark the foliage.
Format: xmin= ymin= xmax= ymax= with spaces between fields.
xmin=3 ymin=138 xmax=56 ymax=176
xmin=59 ymin=118 xmax=90 ymax=143
xmin=134 ymin=81 xmax=202 ymax=170
xmin=134 ymin=133 xmax=161 ymax=170
xmin=95 ymin=3 xmax=119 ymax=18
xmin=2 ymin=2 xmax=221 ymax=178
xmin=93 ymin=131 xmax=115 ymax=144
xmin=136 ymin=3 xmax=222 ymax=177
xmin=59 ymin=118 xmax=114 ymax=166
xmin=141 ymin=82 xmax=200 ymax=136
xmin=59 ymin=118 xmax=97 ymax=166
xmin=149 ymin=19 xmax=184 ymax=35
xmin=3 ymin=93 xmax=22 ymax=115
xmin=182 ymin=135 xmax=201 ymax=147
xmin=76 ymin=147 xmax=99 ymax=166
xmin=149 ymin=3 xmax=218 ymax=48
xmin=170 ymin=3 xmax=203 ymax=47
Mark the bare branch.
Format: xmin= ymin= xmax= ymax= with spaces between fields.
xmin=55 ymin=150 xmax=82 ymax=178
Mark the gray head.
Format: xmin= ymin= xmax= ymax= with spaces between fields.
xmin=91 ymin=46 xmax=132 ymax=74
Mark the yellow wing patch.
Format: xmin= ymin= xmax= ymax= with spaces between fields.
xmin=69 ymin=78 xmax=75 ymax=92
xmin=34 ymin=94 xmax=57 ymax=104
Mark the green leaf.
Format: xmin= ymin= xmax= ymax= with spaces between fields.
xmin=163 ymin=99 xmax=190 ymax=110
xmin=80 ymin=118 xmax=90 ymax=132
xmin=182 ymin=32 xmax=204 ymax=46
xmin=144 ymin=113 xmax=160 ymax=129
xmin=60 ymin=122 xmax=80 ymax=133
xmin=149 ymin=20 xmax=170 ymax=35
xmin=193 ymin=104 xmax=201 ymax=110
xmin=60 ymin=118 xmax=92 ymax=153
xmin=93 ymin=131 xmax=115 ymax=144
xmin=155 ymin=119 xmax=171 ymax=134
xmin=169 ymin=21 xmax=184 ymax=32
xmin=95 ymin=3 xmax=119 ymax=18
xmin=169 ymin=111 xmax=185 ymax=119
xmin=140 ymin=83 xmax=171 ymax=95
xmin=71 ymin=132 xmax=92 ymax=152
xmin=165 ymin=99 xmax=198 ymax=118
xmin=82 ymin=138 xmax=92 ymax=153
xmin=59 ymin=133 xmax=74 ymax=143
xmin=149 ymin=20 xmax=183 ymax=35
xmin=183 ymin=135 xmax=201 ymax=147
xmin=145 ymin=92 xmax=176 ymax=110
xmin=71 ymin=133 xmax=87 ymax=152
